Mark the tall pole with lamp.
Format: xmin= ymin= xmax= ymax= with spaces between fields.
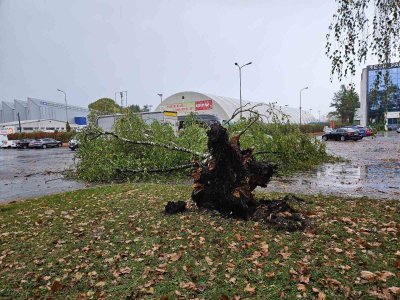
xmin=57 ymin=89 xmax=68 ymax=123
xmin=157 ymin=93 xmax=163 ymax=104
xmin=234 ymin=62 xmax=252 ymax=118
xmin=299 ymin=86 xmax=308 ymax=126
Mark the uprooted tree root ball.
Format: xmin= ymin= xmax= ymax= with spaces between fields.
xmin=166 ymin=123 xmax=309 ymax=231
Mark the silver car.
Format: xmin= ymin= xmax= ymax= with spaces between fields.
xmin=29 ymin=138 xmax=63 ymax=149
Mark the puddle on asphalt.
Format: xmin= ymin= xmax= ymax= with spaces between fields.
xmin=268 ymin=161 xmax=400 ymax=199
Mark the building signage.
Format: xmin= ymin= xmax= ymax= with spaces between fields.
xmin=367 ymin=61 xmax=400 ymax=71
xmin=163 ymin=102 xmax=196 ymax=113
xmin=162 ymin=100 xmax=213 ymax=113
xmin=195 ymin=100 xmax=213 ymax=111
xmin=163 ymin=111 xmax=178 ymax=117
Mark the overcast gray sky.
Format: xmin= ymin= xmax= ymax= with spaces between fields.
xmin=0 ymin=0 xmax=373 ymax=116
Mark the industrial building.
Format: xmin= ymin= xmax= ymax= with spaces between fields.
xmin=0 ymin=119 xmax=83 ymax=134
xmin=360 ymin=61 xmax=400 ymax=130
xmin=155 ymin=91 xmax=316 ymax=124
xmin=0 ymin=97 xmax=89 ymax=127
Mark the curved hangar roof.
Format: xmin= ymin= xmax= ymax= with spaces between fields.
xmin=155 ymin=91 xmax=316 ymax=124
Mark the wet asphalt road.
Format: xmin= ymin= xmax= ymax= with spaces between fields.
xmin=1 ymin=132 xmax=399 ymax=203
xmin=0 ymin=147 xmax=84 ymax=203
xmin=266 ymin=131 xmax=400 ymax=200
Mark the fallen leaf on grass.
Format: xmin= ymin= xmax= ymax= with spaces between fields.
xmin=266 ymin=272 xmax=275 ymax=278
xmin=168 ymin=252 xmax=182 ymax=262
xmin=318 ymin=291 xmax=326 ymax=300
xmin=180 ymin=281 xmax=196 ymax=291
xmin=299 ymin=275 xmax=310 ymax=284
xmin=388 ymin=287 xmax=400 ymax=295
xmin=297 ymin=284 xmax=307 ymax=292
xmin=74 ymin=272 xmax=84 ymax=281
xmin=120 ymin=267 xmax=132 ymax=275
xmin=244 ymin=283 xmax=255 ymax=294
xmin=95 ymin=281 xmax=106 ymax=288
xmin=280 ymin=252 xmax=291 ymax=260
xmin=378 ymin=271 xmax=395 ymax=282
xmin=51 ymin=280 xmax=62 ymax=292
xmin=260 ymin=242 xmax=269 ymax=255
xmin=361 ymin=271 xmax=375 ymax=281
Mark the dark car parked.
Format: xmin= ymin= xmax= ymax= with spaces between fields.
xmin=322 ymin=128 xmax=362 ymax=141
xmin=28 ymin=138 xmax=63 ymax=149
xmin=343 ymin=125 xmax=367 ymax=137
xmin=16 ymin=138 xmax=35 ymax=149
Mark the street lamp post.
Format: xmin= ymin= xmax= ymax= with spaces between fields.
xmin=299 ymin=87 xmax=308 ymax=126
xmin=318 ymin=110 xmax=321 ymax=122
xmin=234 ymin=61 xmax=252 ymax=118
xmin=57 ymin=89 xmax=68 ymax=123
xmin=157 ymin=93 xmax=163 ymax=104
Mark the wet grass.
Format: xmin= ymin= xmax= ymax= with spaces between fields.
xmin=0 ymin=183 xmax=399 ymax=299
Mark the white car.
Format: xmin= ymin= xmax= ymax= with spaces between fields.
xmin=397 ymin=127 xmax=400 ymax=133
xmin=1 ymin=140 xmax=18 ymax=149
xmin=323 ymin=126 xmax=333 ymax=134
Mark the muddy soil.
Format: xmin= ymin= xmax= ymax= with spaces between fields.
xmin=265 ymin=132 xmax=400 ymax=200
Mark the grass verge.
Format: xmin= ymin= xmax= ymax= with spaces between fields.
xmin=0 ymin=183 xmax=399 ymax=299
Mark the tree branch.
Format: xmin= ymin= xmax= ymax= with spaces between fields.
xmin=236 ymin=115 xmax=260 ymax=139
xmin=117 ymin=163 xmax=195 ymax=174
xmin=98 ymin=131 xmax=208 ymax=158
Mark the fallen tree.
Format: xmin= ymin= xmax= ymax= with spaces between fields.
xmin=79 ymin=105 xmax=309 ymax=230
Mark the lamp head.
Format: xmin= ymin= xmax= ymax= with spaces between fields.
xmin=234 ymin=62 xmax=238 ymax=66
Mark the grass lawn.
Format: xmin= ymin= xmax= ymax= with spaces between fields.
xmin=0 ymin=183 xmax=399 ymax=299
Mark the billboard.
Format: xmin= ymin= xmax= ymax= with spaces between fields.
xmin=161 ymin=100 xmax=213 ymax=113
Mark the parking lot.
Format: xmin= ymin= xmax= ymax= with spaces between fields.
xmin=267 ymin=131 xmax=400 ymax=199
xmin=1 ymin=132 xmax=399 ymax=203
xmin=0 ymin=147 xmax=84 ymax=203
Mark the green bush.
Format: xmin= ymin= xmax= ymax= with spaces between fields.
xmin=7 ymin=132 xmax=75 ymax=143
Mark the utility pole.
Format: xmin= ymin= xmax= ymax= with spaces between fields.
xmin=57 ymin=89 xmax=68 ymax=123
xmin=157 ymin=93 xmax=163 ymax=104
xmin=17 ymin=112 xmax=22 ymax=133
xmin=234 ymin=61 xmax=252 ymax=118
xmin=299 ymin=86 xmax=308 ymax=126
xmin=115 ymin=91 xmax=128 ymax=112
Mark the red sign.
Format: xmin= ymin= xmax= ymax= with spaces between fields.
xmin=195 ymin=100 xmax=213 ymax=111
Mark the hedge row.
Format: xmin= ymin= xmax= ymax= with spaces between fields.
xmin=299 ymin=124 xmax=326 ymax=133
xmin=7 ymin=132 xmax=75 ymax=143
